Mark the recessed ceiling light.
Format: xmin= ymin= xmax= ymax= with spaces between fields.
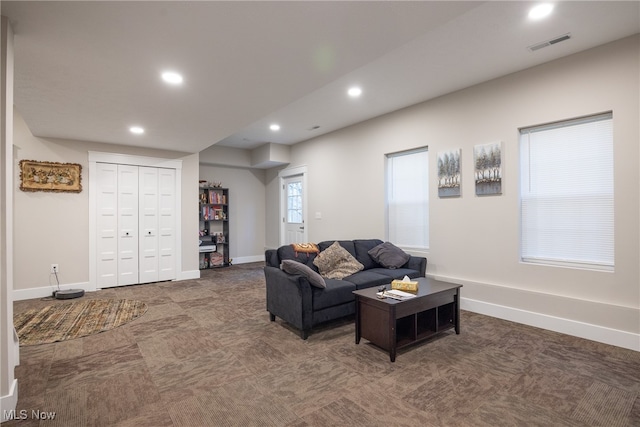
xmin=129 ymin=126 xmax=145 ymax=134
xmin=347 ymin=86 xmax=362 ymax=97
xmin=270 ymin=124 xmax=280 ymax=131
xmin=161 ymin=71 xmax=183 ymax=85
xmin=529 ymin=3 xmax=554 ymax=20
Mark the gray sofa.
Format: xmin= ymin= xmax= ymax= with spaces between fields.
xmin=264 ymin=239 xmax=427 ymax=339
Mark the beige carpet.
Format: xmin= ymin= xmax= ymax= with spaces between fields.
xmin=14 ymin=299 xmax=147 ymax=346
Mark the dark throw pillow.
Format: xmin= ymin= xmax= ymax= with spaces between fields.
xmin=281 ymin=259 xmax=326 ymax=288
xmin=368 ymin=242 xmax=411 ymax=269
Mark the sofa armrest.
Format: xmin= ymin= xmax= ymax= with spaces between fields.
xmin=265 ymin=249 xmax=279 ymax=267
xmin=264 ymin=265 xmax=314 ymax=334
xmin=406 ymin=256 xmax=427 ymax=276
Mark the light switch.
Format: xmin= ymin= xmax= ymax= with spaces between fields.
xmin=315 ymin=212 xmax=322 ymax=219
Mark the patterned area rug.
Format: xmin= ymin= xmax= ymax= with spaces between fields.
xmin=14 ymin=299 xmax=147 ymax=346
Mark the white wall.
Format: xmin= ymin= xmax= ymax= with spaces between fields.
xmin=12 ymin=110 xmax=200 ymax=298
xmin=199 ymin=164 xmax=266 ymax=264
xmin=266 ymin=35 xmax=640 ymax=350
xmin=264 ymin=167 xmax=284 ymax=249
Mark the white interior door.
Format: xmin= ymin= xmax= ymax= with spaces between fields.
xmin=138 ymin=166 xmax=158 ymax=283
xmin=158 ymin=168 xmax=176 ymax=281
xmin=283 ymin=175 xmax=306 ymax=245
xmin=96 ymin=163 xmax=118 ymax=288
xmin=118 ymin=164 xmax=139 ymax=286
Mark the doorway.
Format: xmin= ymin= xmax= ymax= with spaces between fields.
xmin=279 ymin=166 xmax=307 ymax=245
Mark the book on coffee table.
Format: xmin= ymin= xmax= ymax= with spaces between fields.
xmin=376 ymin=289 xmax=417 ymax=300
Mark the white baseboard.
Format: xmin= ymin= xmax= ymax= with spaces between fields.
xmin=232 ymin=255 xmax=264 ymax=265
xmin=0 ymin=379 xmax=18 ymax=422
xmin=13 ymin=270 xmax=206 ymax=299
xmin=179 ymin=270 xmax=200 ymax=280
xmin=461 ymin=297 xmax=640 ymax=352
xmin=13 ymin=281 xmax=91 ymax=301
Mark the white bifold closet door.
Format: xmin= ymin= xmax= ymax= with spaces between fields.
xmin=118 ymin=165 xmax=139 ymax=286
xmin=96 ymin=163 xmax=118 ymax=288
xmin=96 ymin=163 xmax=175 ymax=288
xmin=139 ymin=166 xmax=158 ymax=284
xmin=157 ymin=168 xmax=176 ymax=281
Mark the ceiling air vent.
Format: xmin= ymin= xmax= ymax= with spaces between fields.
xmin=528 ymin=33 xmax=571 ymax=52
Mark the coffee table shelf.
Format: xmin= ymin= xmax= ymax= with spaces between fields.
xmin=354 ymin=278 xmax=462 ymax=362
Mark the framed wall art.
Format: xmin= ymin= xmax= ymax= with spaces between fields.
xmin=437 ymin=149 xmax=461 ymax=197
xmin=474 ymin=142 xmax=502 ymax=196
xmin=19 ymin=160 xmax=82 ymax=193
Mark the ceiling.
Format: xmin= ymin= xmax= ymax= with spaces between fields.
xmin=2 ymin=1 xmax=639 ymax=155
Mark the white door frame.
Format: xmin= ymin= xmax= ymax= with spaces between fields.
xmin=89 ymin=151 xmax=182 ymax=291
xmin=279 ymin=165 xmax=308 ymax=246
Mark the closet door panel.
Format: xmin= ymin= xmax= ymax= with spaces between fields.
xmin=96 ymin=163 xmax=118 ymax=288
xmin=139 ymin=167 xmax=159 ymax=283
xmin=118 ymin=165 xmax=139 ymax=286
xmin=158 ymin=168 xmax=176 ymax=281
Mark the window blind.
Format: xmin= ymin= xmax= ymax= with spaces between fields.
xmin=519 ymin=112 xmax=614 ymax=270
xmin=386 ymin=148 xmax=429 ymax=250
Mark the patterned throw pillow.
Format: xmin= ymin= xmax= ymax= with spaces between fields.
xmin=281 ymin=259 xmax=326 ymax=288
xmin=368 ymin=242 xmax=411 ymax=269
xmin=313 ymin=241 xmax=364 ymax=279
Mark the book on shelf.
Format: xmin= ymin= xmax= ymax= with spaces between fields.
xmin=207 ymin=191 xmax=226 ymax=204
xmin=201 ymin=206 xmax=208 ymax=220
xmin=201 ymin=206 xmax=225 ymax=220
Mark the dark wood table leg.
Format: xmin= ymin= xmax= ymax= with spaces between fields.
xmin=389 ymin=305 xmax=396 ymax=362
xmin=454 ymin=291 xmax=460 ymax=334
xmin=355 ymin=296 xmax=361 ymax=344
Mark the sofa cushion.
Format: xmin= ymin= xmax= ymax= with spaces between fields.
xmin=313 ymin=241 xmax=364 ymax=279
xmin=312 ymin=279 xmax=356 ymax=310
xmin=353 ymin=239 xmax=384 ymax=270
xmin=367 ymin=267 xmax=421 ymax=280
xmin=277 ymin=245 xmax=318 ymax=271
xmin=342 ymin=270 xmax=392 ymax=289
xmin=368 ymin=242 xmax=411 ymax=269
xmin=281 ymin=259 xmax=326 ymax=289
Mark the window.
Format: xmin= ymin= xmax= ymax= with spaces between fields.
xmin=287 ymin=181 xmax=303 ymax=223
xmin=519 ymin=112 xmax=614 ymax=270
xmin=386 ymin=148 xmax=429 ymax=250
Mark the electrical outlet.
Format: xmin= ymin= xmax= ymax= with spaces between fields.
xmin=50 ymin=264 xmax=59 ymax=274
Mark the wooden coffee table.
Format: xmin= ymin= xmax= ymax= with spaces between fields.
xmin=353 ymin=277 xmax=462 ymax=362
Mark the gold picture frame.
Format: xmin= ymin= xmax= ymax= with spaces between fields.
xmin=19 ymin=160 xmax=82 ymax=193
